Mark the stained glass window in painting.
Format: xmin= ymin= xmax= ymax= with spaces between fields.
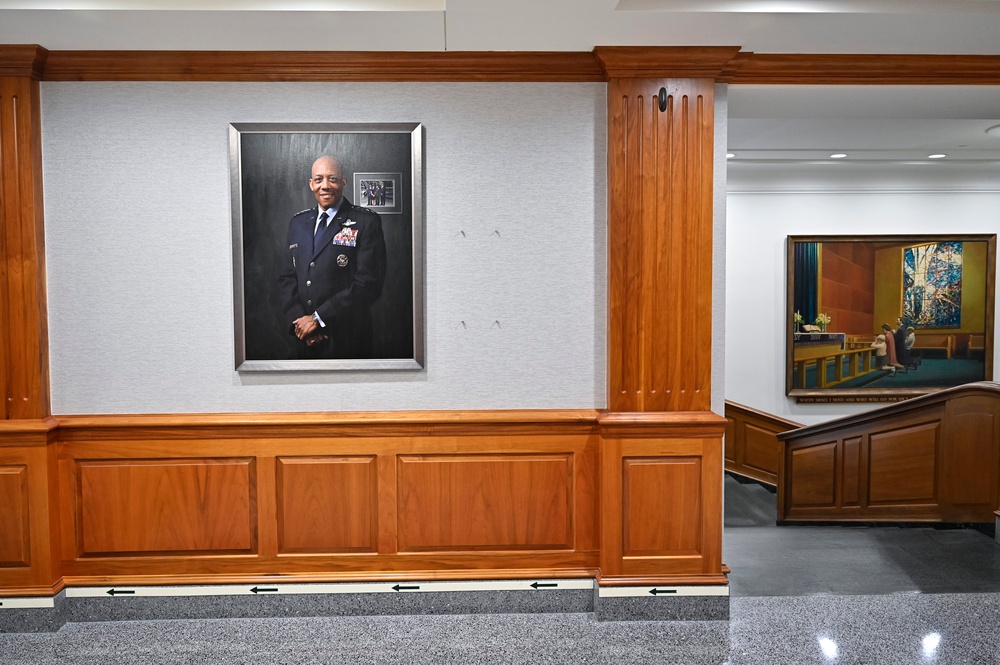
xmin=903 ymin=242 xmax=963 ymax=327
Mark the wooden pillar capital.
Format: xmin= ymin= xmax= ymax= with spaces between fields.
xmin=0 ymin=45 xmax=49 ymax=79
xmin=592 ymin=46 xmax=747 ymax=81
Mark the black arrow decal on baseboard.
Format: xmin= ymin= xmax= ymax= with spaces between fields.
xmin=392 ymin=584 xmax=420 ymax=592
xmin=106 ymin=589 xmax=135 ymax=596
xmin=250 ymin=587 xmax=278 ymax=594
xmin=649 ymin=588 xmax=677 ymax=596
xmin=530 ymin=582 xmax=558 ymax=589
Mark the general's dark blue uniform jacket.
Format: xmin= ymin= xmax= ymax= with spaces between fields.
xmin=277 ymin=198 xmax=387 ymax=358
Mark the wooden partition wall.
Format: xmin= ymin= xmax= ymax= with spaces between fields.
xmin=0 ymin=44 xmax=731 ymax=596
xmin=724 ymin=401 xmax=801 ymax=486
xmin=51 ymin=412 xmax=600 ymax=587
xmin=0 ymin=410 xmax=736 ymax=595
xmin=778 ymin=382 xmax=1000 ymax=523
xmin=4 ymin=46 xmax=1000 ymax=598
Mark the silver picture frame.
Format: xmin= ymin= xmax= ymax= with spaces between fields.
xmin=230 ymin=122 xmax=424 ymax=372
xmin=354 ymin=172 xmax=402 ymax=214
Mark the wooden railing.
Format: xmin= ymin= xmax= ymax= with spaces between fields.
xmin=777 ymin=381 xmax=1000 ymax=524
xmin=724 ymin=401 xmax=801 ymax=486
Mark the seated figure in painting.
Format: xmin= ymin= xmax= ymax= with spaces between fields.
xmin=893 ymin=317 xmax=916 ymax=369
xmin=904 ymin=325 xmax=921 ymax=368
xmin=882 ymin=323 xmax=905 ymax=371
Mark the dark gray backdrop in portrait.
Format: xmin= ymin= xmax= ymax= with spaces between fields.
xmin=236 ymin=128 xmax=416 ymax=366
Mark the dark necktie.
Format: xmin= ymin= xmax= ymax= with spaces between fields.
xmin=313 ymin=211 xmax=329 ymax=252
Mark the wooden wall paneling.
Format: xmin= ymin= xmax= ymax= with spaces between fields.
xmin=867 ymin=421 xmax=940 ymax=510
xmin=743 ymin=424 xmax=781 ymax=482
xmin=780 ymin=384 xmax=1000 ymax=524
xmin=377 ymin=452 xmax=398 ymax=555
xmin=254 ymin=453 xmax=277 ymax=558
xmin=606 ymin=76 xmax=716 ymax=413
xmin=599 ymin=414 xmax=726 ymax=585
xmin=276 ymin=455 xmax=378 ymax=554
xmin=53 ymin=423 xmax=600 ymax=584
xmin=728 ymin=53 xmax=1000 ymax=85
xmin=787 ymin=440 xmax=838 ymax=512
xmin=622 ymin=456 xmax=702 ymax=556
xmin=841 ymin=435 xmax=862 ymax=507
xmin=0 ymin=427 xmax=61 ymax=596
xmin=724 ymin=416 xmax=737 ymax=466
xmin=724 ymin=402 xmax=801 ymax=486
xmin=396 ymin=453 xmax=574 ymax=552
xmin=0 ymin=57 xmax=49 ymax=421
xmin=942 ymin=396 xmax=999 ymax=515
xmin=40 ymin=50 xmax=607 ymax=82
xmin=6 ymin=47 xmax=999 ymax=86
xmin=74 ymin=457 xmax=257 ymax=556
xmin=0 ymin=464 xmax=29 ymax=567
xmin=53 ymin=409 xmax=602 ymax=442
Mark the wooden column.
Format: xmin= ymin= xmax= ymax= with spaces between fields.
xmin=0 ymin=45 xmax=59 ymax=596
xmin=595 ymin=47 xmax=738 ymax=586
xmin=1 ymin=45 xmax=49 ymax=421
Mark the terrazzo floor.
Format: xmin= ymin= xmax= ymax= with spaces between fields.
xmin=4 ymin=476 xmax=998 ymax=664
xmin=1 ymin=592 xmax=997 ymax=664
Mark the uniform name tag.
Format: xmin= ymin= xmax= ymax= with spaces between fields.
xmin=332 ymin=228 xmax=358 ymax=247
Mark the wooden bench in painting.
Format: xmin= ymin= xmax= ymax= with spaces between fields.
xmin=968 ymin=333 xmax=986 ymax=359
xmin=912 ymin=333 xmax=955 ymax=359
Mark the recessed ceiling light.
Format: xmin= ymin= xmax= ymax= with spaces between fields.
xmin=928 ymin=154 xmax=947 ymax=159
xmin=986 ymin=124 xmax=1000 ymax=138
xmin=830 ymin=153 xmax=847 ymax=159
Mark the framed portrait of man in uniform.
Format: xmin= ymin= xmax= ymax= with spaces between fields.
xmin=229 ymin=122 xmax=424 ymax=372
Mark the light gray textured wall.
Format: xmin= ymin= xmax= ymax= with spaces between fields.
xmin=713 ymin=84 xmax=728 ymax=418
xmin=41 ymin=82 xmax=607 ymax=414
xmin=726 ymin=189 xmax=1000 ymax=426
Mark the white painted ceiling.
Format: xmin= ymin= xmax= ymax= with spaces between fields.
xmin=616 ymin=0 xmax=1000 ymax=13
xmin=5 ymin=0 xmax=1000 ymax=52
xmin=2 ymin=1 xmax=999 ymax=183
xmin=726 ymin=85 xmax=1000 ymax=190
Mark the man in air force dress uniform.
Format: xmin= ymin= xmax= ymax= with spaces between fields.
xmin=278 ymin=156 xmax=387 ymax=359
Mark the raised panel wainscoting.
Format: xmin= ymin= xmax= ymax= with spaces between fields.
xmin=0 ymin=44 xmax=739 ymax=622
xmin=724 ymin=401 xmax=801 ymax=486
xmin=1 ymin=410 xmax=725 ymax=599
xmin=778 ymin=382 xmax=1000 ymax=524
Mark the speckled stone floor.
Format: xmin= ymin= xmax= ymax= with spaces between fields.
xmin=723 ymin=474 xmax=1000 ymax=597
xmin=1 ymin=592 xmax=998 ymax=664
xmin=4 ymin=475 xmax=998 ymax=663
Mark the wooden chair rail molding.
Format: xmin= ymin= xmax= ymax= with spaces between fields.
xmin=52 ymin=409 xmax=604 ymax=440
xmin=3 ymin=44 xmax=1000 ymax=83
xmin=724 ymin=401 xmax=801 ymax=486
xmin=0 ymin=409 xmax=727 ymax=596
xmin=776 ymin=381 xmax=1000 ymax=524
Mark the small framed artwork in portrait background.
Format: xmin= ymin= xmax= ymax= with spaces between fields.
xmin=354 ymin=173 xmax=402 ymax=215
xmin=230 ymin=122 xmax=424 ymax=372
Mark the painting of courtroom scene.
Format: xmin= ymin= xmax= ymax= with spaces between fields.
xmin=787 ymin=235 xmax=996 ymax=401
